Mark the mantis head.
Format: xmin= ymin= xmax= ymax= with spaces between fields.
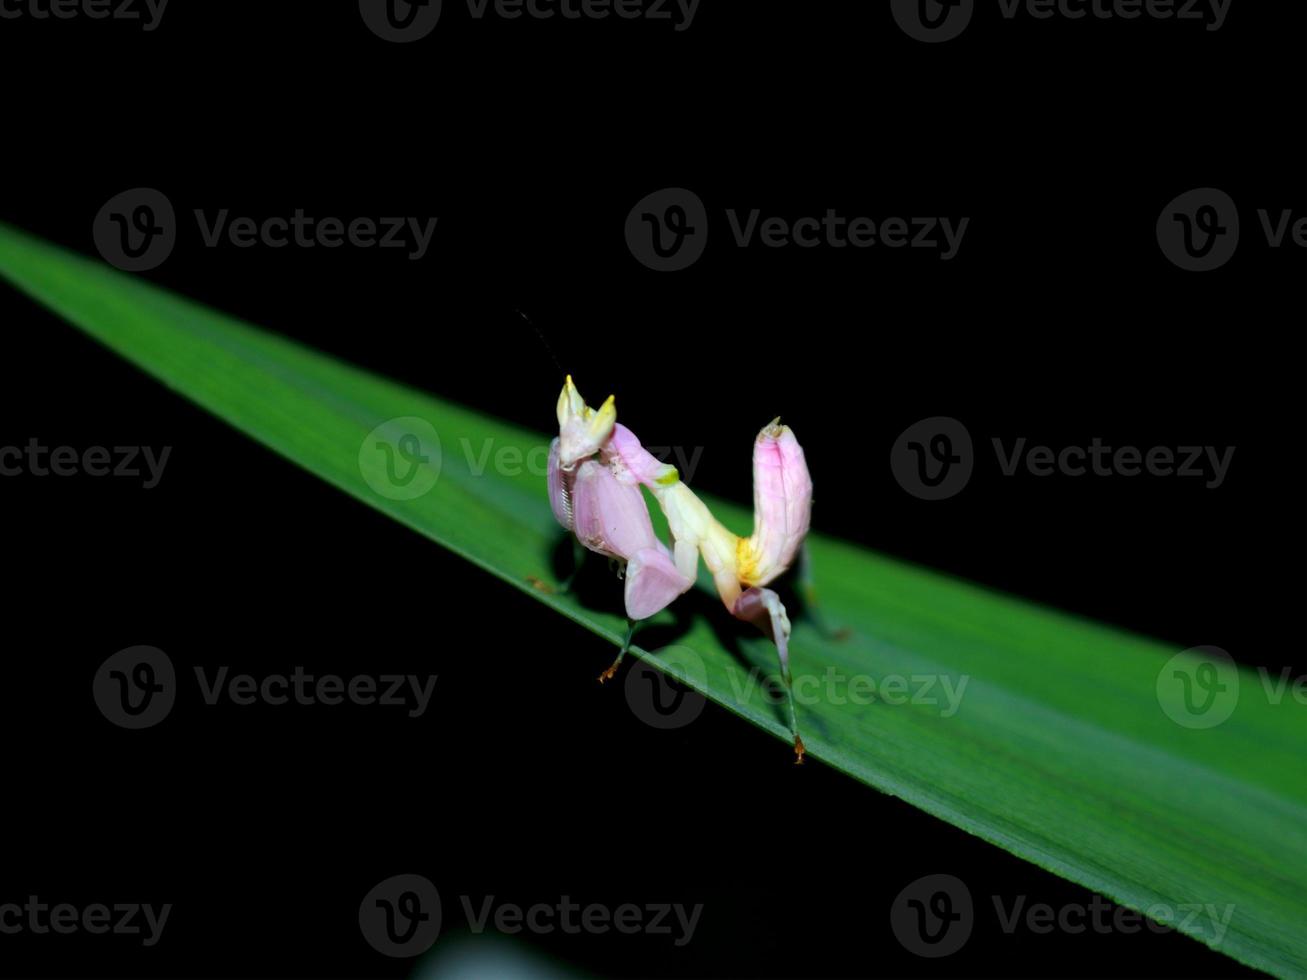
xmin=555 ymin=375 xmax=617 ymax=470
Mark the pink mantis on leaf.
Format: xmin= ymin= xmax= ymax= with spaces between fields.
xmin=548 ymin=376 xmax=814 ymax=762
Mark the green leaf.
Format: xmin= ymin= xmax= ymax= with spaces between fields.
xmin=1 ymin=223 xmax=1303 ymax=977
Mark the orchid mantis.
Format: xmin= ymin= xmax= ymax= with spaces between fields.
xmin=548 ymin=376 xmax=814 ymax=762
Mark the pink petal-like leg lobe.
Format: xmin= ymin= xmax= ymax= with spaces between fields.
xmin=625 ymin=546 xmax=693 ymax=620
xmin=568 ymin=459 xmax=691 ymax=621
xmin=570 ymin=459 xmax=657 ymax=561
xmin=746 ymin=422 xmax=813 ymax=587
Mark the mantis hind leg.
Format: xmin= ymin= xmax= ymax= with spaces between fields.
xmin=732 ymin=586 xmax=805 ymax=764
xmin=598 ymin=618 xmax=641 ymax=684
xmin=781 ymin=659 xmax=804 ymax=765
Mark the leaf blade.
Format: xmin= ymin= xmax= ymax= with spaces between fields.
xmin=2 ymin=224 xmax=1303 ymax=976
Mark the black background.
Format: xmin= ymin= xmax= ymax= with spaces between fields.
xmin=1 ymin=0 xmax=1302 ymax=976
